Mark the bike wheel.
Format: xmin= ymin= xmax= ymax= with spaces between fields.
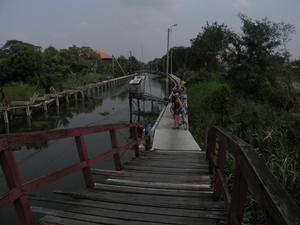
xmin=183 ymin=121 xmax=187 ymax=130
xmin=184 ymin=102 xmax=188 ymax=111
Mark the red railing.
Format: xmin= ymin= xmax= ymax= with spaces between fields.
xmin=0 ymin=122 xmax=149 ymax=224
xmin=204 ymin=124 xmax=300 ymax=225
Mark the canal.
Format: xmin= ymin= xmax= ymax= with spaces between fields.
xmin=0 ymin=73 xmax=168 ymax=225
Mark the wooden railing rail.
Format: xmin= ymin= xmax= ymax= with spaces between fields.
xmin=0 ymin=122 xmax=149 ymax=224
xmin=204 ymin=124 xmax=300 ymax=225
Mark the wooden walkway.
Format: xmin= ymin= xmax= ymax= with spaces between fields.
xmin=32 ymin=150 xmax=227 ymax=224
xmin=0 ymin=74 xmax=136 ymax=124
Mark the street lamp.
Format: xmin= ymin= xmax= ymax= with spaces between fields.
xmin=166 ymin=24 xmax=177 ymax=87
xmin=127 ymin=50 xmax=132 ymax=74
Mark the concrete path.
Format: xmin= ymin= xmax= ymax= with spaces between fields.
xmin=151 ymin=92 xmax=201 ymax=151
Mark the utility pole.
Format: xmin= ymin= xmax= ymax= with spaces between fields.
xmin=171 ymin=51 xmax=173 ymax=75
xmin=130 ymin=51 xmax=132 ymax=74
xmin=166 ymin=24 xmax=177 ymax=91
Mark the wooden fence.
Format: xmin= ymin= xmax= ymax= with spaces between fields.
xmin=0 ymin=122 xmax=149 ymax=224
xmin=204 ymin=124 xmax=300 ymax=225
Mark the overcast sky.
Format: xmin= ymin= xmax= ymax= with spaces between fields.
xmin=0 ymin=0 xmax=299 ymax=63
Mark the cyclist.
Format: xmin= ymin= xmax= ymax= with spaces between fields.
xmin=170 ymin=85 xmax=181 ymax=118
xmin=180 ymin=79 xmax=186 ymax=93
xmin=173 ymin=92 xmax=183 ymax=129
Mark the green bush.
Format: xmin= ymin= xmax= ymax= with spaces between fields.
xmin=1 ymin=82 xmax=45 ymax=104
xmin=188 ymin=72 xmax=232 ymax=145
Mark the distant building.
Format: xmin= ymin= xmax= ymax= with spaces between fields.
xmin=94 ymin=50 xmax=112 ymax=64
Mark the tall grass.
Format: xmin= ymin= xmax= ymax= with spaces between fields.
xmin=187 ymin=71 xmax=300 ymax=224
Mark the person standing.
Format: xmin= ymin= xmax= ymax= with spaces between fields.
xmin=173 ymin=92 xmax=183 ymax=129
xmin=180 ymin=80 xmax=186 ymax=93
xmin=93 ymin=78 xmax=97 ymax=83
xmin=170 ymin=85 xmax=181 ymax=118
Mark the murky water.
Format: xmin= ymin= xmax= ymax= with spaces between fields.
xmin=0 ymin=74 xmax=168 ymax=225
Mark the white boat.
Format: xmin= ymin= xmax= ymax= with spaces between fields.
xmin=129 ymin=75 xmax=145 ymax=85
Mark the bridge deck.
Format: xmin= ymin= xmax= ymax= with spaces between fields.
xmin=32 ymin=150 xmax=226 ymax=224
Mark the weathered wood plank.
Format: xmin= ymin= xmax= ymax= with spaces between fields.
xmin=123 ymin=160 xmax=208 ymax=169
xmin=53 ymin=189 xmax=223 ymax=209
xmin=30 ymin=196 xmax=227 ymax=220
xmin=92 ymin=183 xmax=213 ymax=198
xmin=101 ymin=178 xmax=211 ymax=190
xmin=126 ymin=155 xmax=209 ymax=164
xmin=67 ymin=205 xmax=218 ymax=225
xmin=120 ymin=165 xmax=209 ymax=174
xmin=100 ymin=172 xmax=211 ymax=184
xmin=94 ymin=183 xmax=213 ymax=195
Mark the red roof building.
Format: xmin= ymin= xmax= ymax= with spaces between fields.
xmin=94 ymin=50 xmax=113 ymax=64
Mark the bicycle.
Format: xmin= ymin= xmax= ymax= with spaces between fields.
xmin=170 ymin=105 xmax=188 ymax=130
xmin=179 ymin=108 xmax=188 ymax=130
xmin=181 ymin=96 xmax=188 ymax=112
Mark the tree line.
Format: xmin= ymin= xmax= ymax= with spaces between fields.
xmin=0 ymin=40 xmax=144 ymax=93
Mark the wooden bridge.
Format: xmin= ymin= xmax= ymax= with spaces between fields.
xmin=0 ymin=74 xmax=136 ymax=124
xmin=0 ymin=86 xmax=300 ymax=224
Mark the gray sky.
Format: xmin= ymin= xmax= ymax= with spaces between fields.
xmin=0 ymin=0 xmax=299 ymax=63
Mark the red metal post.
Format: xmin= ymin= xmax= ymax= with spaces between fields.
xmin=75 ymin=135 xmax=94 ymax=188
xmin=227 ymin=163 xmax=248 ymax=225
xmin=145 ymin=136 xmax=150 ymax=151
xmin=207 ymin=127 xmax=216 ymax=174
xmin=0 ymin=147 xmax=35 ymax=224
xmin=213 ymin=141 xmax=227 ymax=199
xmin=203 ymin=123 xmax=209 ymax=160
xmin=110 ymin=128 xmax=121 ymax=170
xmin=131 ymin=126 xmax=140 ymax=157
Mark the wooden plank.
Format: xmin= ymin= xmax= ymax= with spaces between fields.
xmin=53 ymin=189 xmax=223 ymax=209
xmin=118 ymin=165 xmax=209 ymax=175
xmin=102 ymin=173 xmax=211 ymax=184
xmin=101 ymin=178 xmax=211 ymax=190
xmin=92 ymin=183 xmax=213 ymax=198
xmin=67 ymin=205 xmax=218 ymax=225
xmin=30 ymin=196 xmax=227 ymax=220
xmin=40 ymin=215 xmax=99 ymax=225
xmin=123 ymin=160 xmax=208 ymax=169
xmin=127 ymin=155 xmax=208 ymax=163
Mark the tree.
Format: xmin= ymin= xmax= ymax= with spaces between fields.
xmin=278 ymin=21 xmax=296 ymax=93
xmin=169 ymin=46 xmax=189 ymax=75
xmin=0 ymin=40 xmax=43 ymax=85
xmin=189 ymin=21 xmax=233 ymax=72
xmin=42 ymin=45 xmax=72 ymax=88
xmin=224 ymin=14 xmax=296 ymax=107
xmin=58 ymin=45 xmax=101 ymax=73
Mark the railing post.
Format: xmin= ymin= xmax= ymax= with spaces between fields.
xmin=0 ymin=147 xmax=35 ymax=224
xmin=207 ymin=127 xmax=216 ymax=174
xmin=75 ymin=135 xmax=94 ymax=188
xmin=203 ymin=123 xmax=209 ymax=159
xmin=131 ymin=126 xmax=140 ymax=157
xmin=227 ymin=163 xmax=248 ymax=225
xmin=213 ymin=141 xmax=227 ymax=199
xmin=110 ymin=128 xmax=121 ymax=170
xmin=145 ymin=136 xmax=150 ymax=151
